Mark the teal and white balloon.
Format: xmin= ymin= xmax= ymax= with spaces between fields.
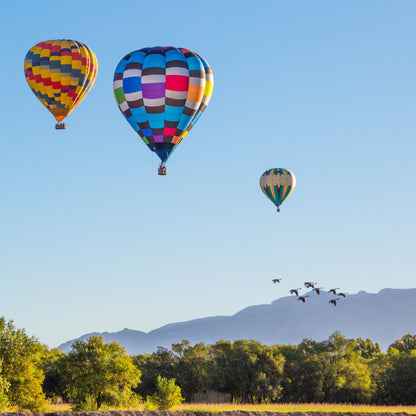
xmin=260 ymin=168 xmax=296 ymax=212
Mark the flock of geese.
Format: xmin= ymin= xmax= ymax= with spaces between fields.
xmin=272 ymin=279 xmax=348 ymax=306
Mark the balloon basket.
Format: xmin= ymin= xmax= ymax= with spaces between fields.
xmin=55 ymin=123 xmax=66 ymax=130
xmin=158 ymin=164 xmax=167 ymax=175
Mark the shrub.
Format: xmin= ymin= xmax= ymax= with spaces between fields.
xmin=0 ymin=376 xmax=9 ymax=411
xmin=147 ymin=375 xmax=183 ymax=410
xmin=72 ymin=394 xmax=98 ymax=411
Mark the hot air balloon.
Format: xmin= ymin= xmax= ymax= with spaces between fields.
xmin=113 ymin=46 xmax=213 ymax=175
xmin=24 ymin=39 xmax=98 ymax=129
xmin=260 ymin=168 xmax=296 ymax=212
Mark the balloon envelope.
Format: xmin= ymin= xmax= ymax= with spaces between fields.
xmin=260 ymin=168 xmax=296 ymax=211
xmin=113 ymin=46 xmax=213 ymax=168
xmin=24 ymin=39 xmax=98 ymax=124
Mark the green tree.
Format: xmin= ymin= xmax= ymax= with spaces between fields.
xmin=172 ymin=341 xmax=211 ymax=402
xmin=0 ymin=317 xmax=46 ymax=410
xmin=322 ymin=332 xmax=373 ymax=403
xmin=368 ymin=352 xmax=390 ymax=404
xmin=278 ymin=340 xmax=327 ymax=402
xmin=146 ymin=375 xmax=183 ymax=410
xmin=40 ymin=348 xmax=66 ymax=402
xmin=251 ymin=343 xmax=284 ymax=403
xmin=375 ymin=348 xmax=416 ymax=405
xmin=59 ymin=336 xmax=141 ymax=410
xmin=388 ymin=334 xmax=416 ymax=355
xmin=211 ymin=339 xmax=284 ymax=403
xmin=211 ymin=339 xmax=256 ymax=402
xmin=355 ymin=338 xmax=381 ymax=359
xmin=0 ymin=360 xmax=10 ymax=411
xmin=278 ymin=333 xmax=373 ymax=403
xmin=133 ymin=346 xmax=177 ymax=399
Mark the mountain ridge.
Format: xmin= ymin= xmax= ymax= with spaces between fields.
xmin=58 ymin=288 xmax=416 ymax=354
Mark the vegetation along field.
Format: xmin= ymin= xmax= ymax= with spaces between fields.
xmin=2 ymin=317 xmax=416 ymax=412
xmin=29 ymin=402 xmax=416 ymax=414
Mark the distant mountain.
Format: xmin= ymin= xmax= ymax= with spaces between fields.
xmin=58 ymin=288 xmax=416 ymax=354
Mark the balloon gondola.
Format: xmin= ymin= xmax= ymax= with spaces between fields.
xmin=113 ymin=46 xmax=213 ymax=175
xmin=158 ymin=162 xmax=167 ymax=176
xmin=24 ymin=39 xmax=98 ymax=129
xmin=260 ymin=168 xmax=296 ymax=212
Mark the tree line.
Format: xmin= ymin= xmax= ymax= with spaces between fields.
xmin=1 ymin=316 xmax=416 ymax=410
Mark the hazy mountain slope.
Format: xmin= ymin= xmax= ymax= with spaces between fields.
xmin=58 ymin=288 xmax=416 ymax=354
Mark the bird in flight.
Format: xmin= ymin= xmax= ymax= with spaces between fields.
xmin=290 ymin=288 xmax=301 ymax=296
xmin=297 ymin=295 xmax=309 ymax=303
xmin=338 ymin=292 xmax=348 ymax=297
xmin=272 ymin=278 xmax=282 ymax=284
xmin=329 ymin=298 xmax=340 ymax=306
xmin=328 ymin=288 xmax=340 ymax=294
xmin=304 ymin=281 xmax=317 ymax=288
xmin=313 ymin=287 xmax=323 ymax=295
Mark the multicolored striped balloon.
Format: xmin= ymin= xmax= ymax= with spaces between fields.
xmin=24 ymin=39 xmax=98 ymax=128
xmin=260 ymin=168 xmax=296 ymax=212
xmin=113 ymin=46 xmax=213 ymax=175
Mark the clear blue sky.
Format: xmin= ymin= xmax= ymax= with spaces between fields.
xmin=0 ymin=1 xmax=415 ymax=348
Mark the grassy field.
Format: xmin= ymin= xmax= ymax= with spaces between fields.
xmin=178 ymin=403 xmax=416 ymax=414
xmin=30 ymin=402 xmax=416 ymax=414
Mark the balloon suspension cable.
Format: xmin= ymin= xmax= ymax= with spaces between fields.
xmin=158 ymin=162 xmax=167 ymax=176
xmin=55 ymin=122 xmax=66 ymax=130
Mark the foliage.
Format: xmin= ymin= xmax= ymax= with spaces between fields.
xmin=58 ymin=336 xmax=141 ymax=410
xmin=355 ymin=337 xmax=381 ymax=359
xmin=4 ymin=315 xmax=416 ymax=407
xmin=210 ymin=339 xmax=284 ymax=403
xmin=388 ymin=333 xmax=416 ymax=355
xmin=72 ymin=393 xmax=99 ymax=411
xmin=275 ymin=334 xmax=374 ymax=403
xmin=0 ymin=361 xmax=9 ymax=411
xmin=0 ymin=317 xmax=46 ymax=410
xmin=172 ymin=341 xmax=212 ymax=402
xmin=146 ymin=375 xmax=183 ymax=410
xmin=376 ymin=354 xmax=416 ymax=404
xmin=41 ymin=348 xmax=66 ymax=402
xmin=135 ymin=335 xmax=376 ymax=404
xmin=277 ymin=341 xmax=327 ymax=402
xmin=133 ymin=346 xmax=177 ymax=399
xmin=322 ymin=332 xmax=373 ymax=403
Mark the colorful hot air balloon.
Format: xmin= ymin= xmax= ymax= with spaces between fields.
xmin=260 ymin=168 xmax=296 ymax=212
xmin=24 ymin=39 xmax=98 ymax=129
xmin=113 ymin=46 xmax=213 ymax=175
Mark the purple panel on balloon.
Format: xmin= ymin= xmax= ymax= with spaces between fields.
xmin=142 ymin=82 xmax=166 ymax=99
xmin=154 ymin=135 xmax=164 ymax=143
